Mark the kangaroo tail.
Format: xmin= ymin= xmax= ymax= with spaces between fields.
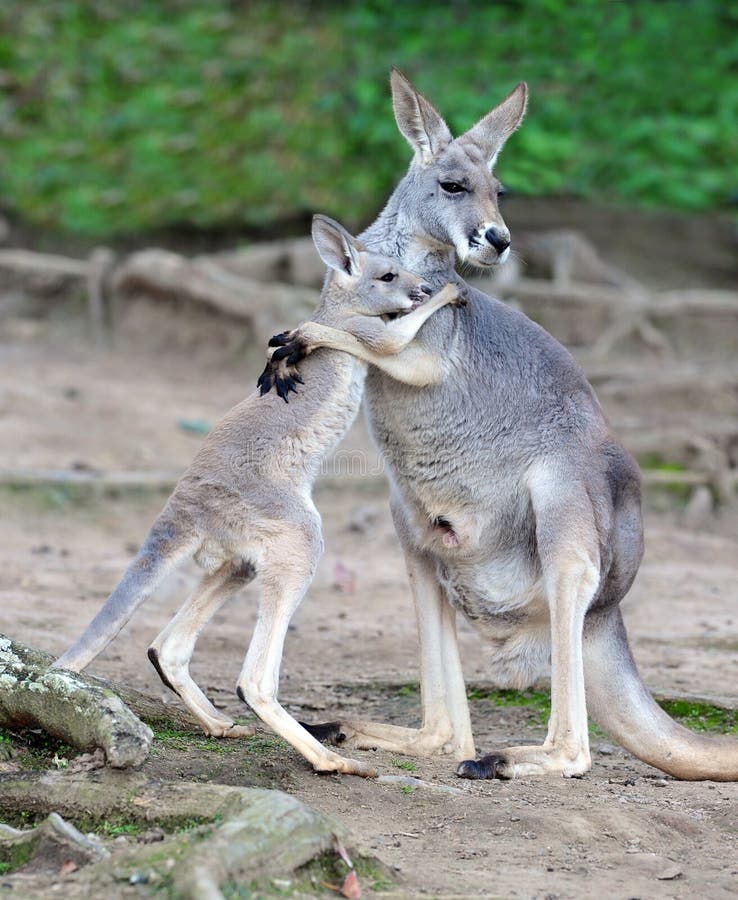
xmin=53 ymin=519 xmax=198 ymax=673
xmin=584 ymin=605 xmax=738 ymax=781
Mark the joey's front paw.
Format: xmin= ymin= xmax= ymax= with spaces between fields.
xmin=451 ymin=284 xmax=469 ymax=307
xmin=257 ymin=338 xmax=309 ymax=402
xmin=435 ymin=283 xmax=467 ymax=308
xmin=268 ymin=329 xmax=296 ymax=348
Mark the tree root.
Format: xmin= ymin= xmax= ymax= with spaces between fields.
xmin=0 ymin=635 xmax=153 ymax=768
xmin=0 ymin=771 xmax=379 ymax=899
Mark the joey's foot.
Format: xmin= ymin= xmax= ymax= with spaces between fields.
xmin=300 ymin=721 xmax=347 ymax=745
xmin=198 ymin=720 xmax=256 ymax=739
xmin=217 ymin=723 xmax=256 ymax=739
xmin=456 ymin=753 xmax=511 ymax=780
xmin=314 ymin=755 xmax=376 ymax=778
xmin=257 ymin=338 xmax=308 ymax=402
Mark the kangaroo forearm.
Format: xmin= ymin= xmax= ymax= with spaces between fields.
xmin=365 ymin=343 xmax=449 ymax=385
xmin=311 ymin=284 xmax=458 ymax=356
xmin=291 ymin=321 xmax=447 ymax=385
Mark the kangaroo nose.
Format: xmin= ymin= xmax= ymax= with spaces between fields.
xmin=484 ymin=227 xmax=510 ymax=254
xmin=420 ymin=283 xmax=432 ymax=296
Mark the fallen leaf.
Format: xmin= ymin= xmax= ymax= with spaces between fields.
xmin=60 ymin=859 xmax=78 ymax=876
xmin=341 ymin=869 xmax=361 ymax=899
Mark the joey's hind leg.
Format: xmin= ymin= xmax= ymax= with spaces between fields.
xmin=304 ymin=547 xmax=474 ymax=760
xmin=458 ymin=473 xmax=599 ymax=780
xmin=235 ymin=528 xmax=375 ymax=777
xmin=148 ymin=561 xmax=256 ymax=738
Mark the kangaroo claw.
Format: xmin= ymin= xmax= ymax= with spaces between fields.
xmin=268 ymin=330 xmax=293 ymax=347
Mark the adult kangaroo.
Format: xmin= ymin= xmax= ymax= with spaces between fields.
xmin=301 ymin=70 xmax=738 ymax=780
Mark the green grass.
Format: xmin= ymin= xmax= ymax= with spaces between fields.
xmin=0 ymin=0 xmax=735 ymax=240
xmin=396 ymin=683 xmax=418 ymax=697
xmin=0 ymin=727 xmax=77 ymax=771
xmin=639 ymin=453 xmax=687 ymax=473
xmin=392 ymin=758 xmax=418 ymax=772
xmin=98 ymin=821 xmax=144 ymax=838
xmin=659 ymin=699 xmax=738 ymax=734
xmin=466 ymin=689 xmax=738 ymax=736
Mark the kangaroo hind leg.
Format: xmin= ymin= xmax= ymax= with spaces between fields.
xmin=149 ymin=560 xmax=257 ymax=738
xmin=458 ymin=470 xmax=600 ymax=779
xmin=235 ymin=526 xmax=375 ymax=777
xmin=304 ymin=546 xmax=475 ymax=760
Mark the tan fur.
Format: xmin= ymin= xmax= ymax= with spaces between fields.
xmin=52 ymin=216 xmax=463 ymax=776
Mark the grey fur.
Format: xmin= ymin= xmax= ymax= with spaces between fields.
xmin=300 ymin=70 xmax=737 ymax=780
xmin=52 ymin=215 xmax=463 ymax=776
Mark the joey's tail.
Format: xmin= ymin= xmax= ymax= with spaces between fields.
xmin=53 ymin=520 xmax=198 ymax=673
xmin=584 ymin=606 xmax=738 ymax=781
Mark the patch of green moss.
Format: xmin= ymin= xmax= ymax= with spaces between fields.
xmin=467 ymin=688 xmax=551 ymax=724
xmin=465 ymin=689 xmax=738 ymax=736
xmin=152 ymin=727 xmax=198 ymax=751
xmin=277 ymin=852 xmax=393 ymax=897
xmin=0 ymin=727 xmax=77 ymax=772
xmin=658 ymin=699 xmax=738 ymax=734
xmin=466 ymin=689 xmax=609 ymax=737
xmin=98 ymin=821 xmax=144 ymax=838
xmin=396 ymin=683 xmax=418 ymax=697
xmin=639 ymin=453 xmax=687 ymax=473
xmin=0 ymin=837 xmax=35 ymax=873
xmin=392 ymin=759 xmax=417 ymax=772
xmin=242 ymin=735 xmax=289 ymax=755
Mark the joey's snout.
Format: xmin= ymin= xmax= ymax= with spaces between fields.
xmin=409 ymin=283 xmax=433 ymax=307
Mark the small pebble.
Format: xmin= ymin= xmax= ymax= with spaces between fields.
xmin=137 ymin=828 xmax=165 ymax=844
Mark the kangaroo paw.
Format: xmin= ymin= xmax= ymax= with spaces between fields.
xmin=456 ymin=753 xmax=511 ymax=780
xmin=300 ymin=721 xmax=347 ymax=745
xmin=268 ymin=330 xmax=295 ymax=347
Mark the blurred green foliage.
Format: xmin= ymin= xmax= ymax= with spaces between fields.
xmin=0 ymin=0 xmax=736 ymax=238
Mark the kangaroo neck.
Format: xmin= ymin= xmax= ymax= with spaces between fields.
xmin=360 ymin=180 xmax=458 ymax=287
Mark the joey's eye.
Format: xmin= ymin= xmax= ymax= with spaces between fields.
xmin=379 ymin=272 xmax=396 ymax=282
xmin=497 ymin=185 xmax=508 ymax=201
xmin=440 ymin=181 xmax=466 ymax=194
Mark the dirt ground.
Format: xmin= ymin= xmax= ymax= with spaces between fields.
xmin=1 ymin=289 xmax=737 ymax=899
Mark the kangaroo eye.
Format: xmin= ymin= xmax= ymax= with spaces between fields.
xmin=379 ymin=272 xmax=396 ymax=282
xmin=497 ymin=185 xmax=508 ymax=200
xmin=440 ymin=181 xmax=466 ymax=194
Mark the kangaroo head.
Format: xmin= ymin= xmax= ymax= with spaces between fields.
xmin=390 ymin=68 xmax=527 ymax=269
xmin=312 ymin=214 xmax=431 ymax=316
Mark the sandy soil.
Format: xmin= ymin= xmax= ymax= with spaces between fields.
xmin=1 ymin=298 xmax=737 ymax=898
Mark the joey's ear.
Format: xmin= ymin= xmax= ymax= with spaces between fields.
xmin=311 ymin=215 xmax=362 ymax=276
xmin=390 ymin=67 xmax=452 ymax=163
xmin=461 ymin=82 xmax=528 ymax=168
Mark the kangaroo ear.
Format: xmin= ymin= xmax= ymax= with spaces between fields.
xmin=461 ymin=82 xmax=528 ymax=169
xmin=390 ymin=67 xmax=452 ymax=163
xmin=312 ymin=215 xmax=362 ymax=276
